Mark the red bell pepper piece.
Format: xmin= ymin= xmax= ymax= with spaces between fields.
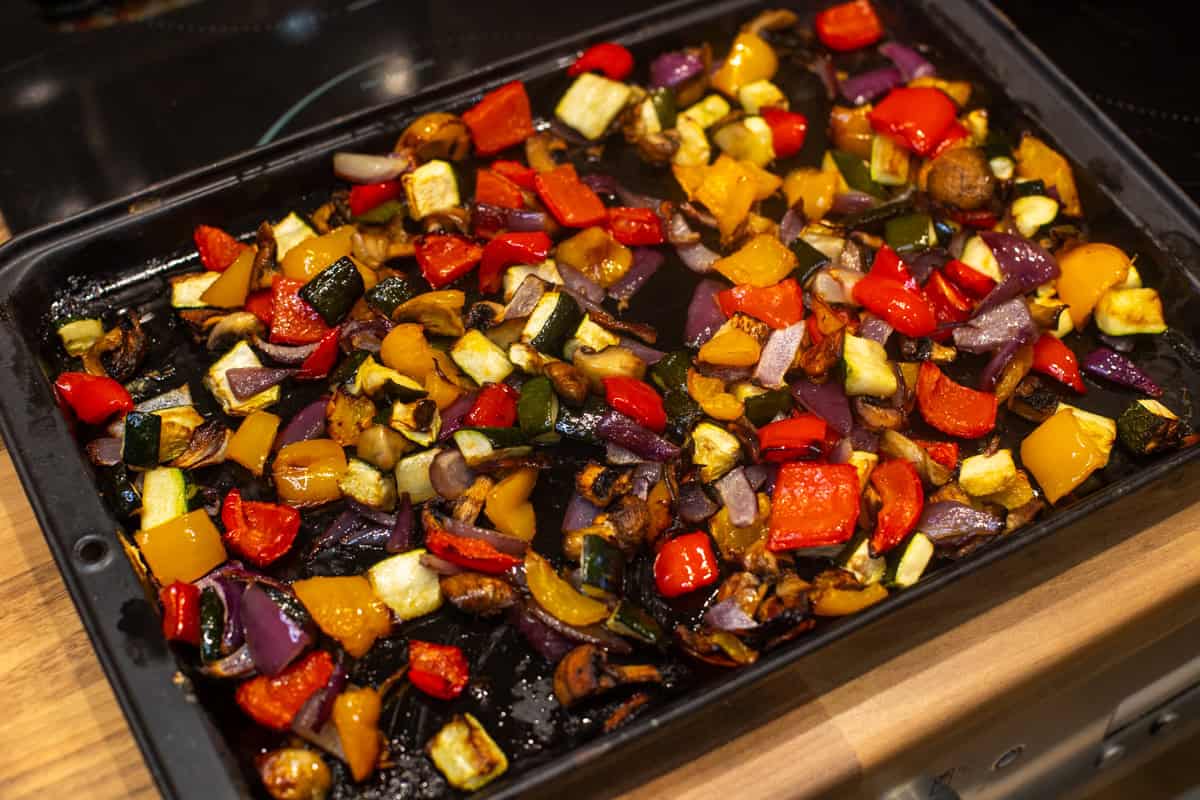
xmin=270 ymin=277 xmax=331 ymax=345
xmin=491 ymin=159 xmax=537 ymax=190
xmin=606 ymin=206 xmax=665 ymax=246
xmin=159 ymin=581 xmax=201 ymax=646
xmin=1032 ymin=332 xmax=1086 ymax=393
xmin=465 ymin=383 xmax=519 ymax=428
xmin=916 ymin=361 xmax=998 ymax=438
xmin=760 ymin=108 xmax=808 ymax=159
xmin=869 ymin=87 xmax=958 ymax=157
xmin=603 ymin=376 xmax=667 ymax=433
xmin=407 ymin=640 xmax=470 ymax=700
xmin=717 ymin=278 xmax=805 ymax=330
xmin=425 ymin=527 xmax=522 ymax=574
xmin=868 ymin=459 xmax=924 ymax=556
xmin=929 ymin=121 xmax=970 ymax=161
xmin=461 ymin=80 xmax=535 ymax=156
xmin=53 ymin=372 xmax=134 ymax=424
xmin=853 ymin=275 xmax=937 ymax=337
xmin=868 ymin=245 xmax=919 ymax=290
xmin=245 ymin=289 xmax=274 ymax=326
xmin=654 ymin=532 xmax=719 ymax=598
xmin=295 ymin=327 xmax=342 ymax=381
xmin=193 ymin=224 xmax=247 ymax=272
xmin=477 ymin=231 xmax=552 ymax=294
xmin=235 ymin=650 xmax=334 ymax=730
xmin=568 ymin=42 xmax=634 ymax=81
xmin=348 ymin=180 xmax=402 ymax=217
xmin=912 ymin=438 xmax=959 ymax=471
xmin=475 ymin=168 xmax=526 ymax=210
xmin=950 ymin=208 xmax=999 ymax=230
xmin=814 ymin=0 xmax=884 ymax=52
xmin=767 ymin=463 xmax=860 ymax=551
xmin=533 ymin=164 xmax=607 ymax=228
xmin=758 ymin=414 xmax=828 ymax=462
xmin=220 ymin=489 xmax=302 ymax=567
xmin=925 ymin=270 xmax=974 ymax=326
xmin=415 ymin=234 xmax=485 ymax=289
xmin=944 ymin=258 xmax=996 ymax=299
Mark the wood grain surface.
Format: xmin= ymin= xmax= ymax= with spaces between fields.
xmin=0 ymin=446 xmax=1198 ymax=800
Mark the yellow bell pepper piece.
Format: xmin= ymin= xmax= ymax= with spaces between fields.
xmin=380 ymin=323 xmax=439 ymax=381
xmin=555 ymin=226 xmax=633 ymax=288
xmin=524 ymin=551 xmax=608 ymax=626
xmin=425 ymin=364 xmax=465 ymax=410
xmin=281 ymin=225 xmax=355 ymax=282
xmin=293 ymin=576 xmax=391 ymax=658
xmin=783 ymin=167 xmax=838 ymax=222
xmin=1015 ymin=134 xmax=1081 ymax=217
xmin=686 ymin=368 xmax=744 ymax=420
xmin=485 ymin=468 xmax=538 ymax=541
xmin=332 ymin=686 xmax=383 ymax=782
xmin=812 ymin=581 xmax=888 ymax=616
xmin=692 ymin=156 xmax=754 ymax=243
xmin=273 ymin=439 xmax=348 ymax=507
xmin=1056 ymin=242 xmax=1131 ymax=328
xmin=713 ymin=233 xmax=797 ymax=287
xmin=672 ymin=164 xmax=706 ymax=201
xmin=136 ymin=509 xmax=227 ymax=585
xmin=227 ymin=411 xmax=281 ymax=476
xmin=740 ymin=159 xmax=782 ymax=200
xmin=1020 ymin=409 xmax=1107 ymax=504
xmin=908 ymin=76 xmax=972 ymax=106
xmin=698 ymin=328 xmax=762 ymax=367
xmin=711 ymin=32 xmax=778 ymax=98
xmin=199 ymin=247 xmax=256 ymax=308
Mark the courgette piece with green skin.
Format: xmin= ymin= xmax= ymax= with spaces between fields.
xmin=869 ymin=134 xmax=910 ymax=187
xmin=339 ymin=458 xmax=398 ymax=510
xmin=171 ymin=272 xmax=220 ymax=309
xmin=298 ymin=256 xmax=364 ymax=325
xmin=606 ymin=599 xmax=666 ymax=647
xmin=272 ymin=212 xmax=317 ymax=260
xmin=843 ymin=334 xmax=898 ymax=398
xmin=650 ymin=87 xmax=677 ymax=129
xmin=453 ymin=427 xmax=531 ymax=466
xmin=122 ymin=411 xmax=162 ymax=469
xmin=883 ymin=532 xmax=934 ymax=589
xmin=744 ymin=388 xmax=792 ymax=427
xmin=331 ymin=350 xmax=372 ymax=387
xmin=57 ymin=318 xmax=104 ymax=357
xmin=648 ymin=350 xmax=690 ymax=395
xmin=521 ymin=292 xmax=583 ymax=355
xmin=394 ymin=448 xmax=441 ymax=504
xmin=831 ymin=150 xmax=885 ymax=198
xmin=1117 ymin=399 xmax=1185 ymax=456
xmin=140 ymin=467 xmax=188 ymax=530
xmin=554 ymin=396 xmax=608 ymax=445
xmin=837 ymin=530 xmax=886 ymax=585
xmin=789 ymin=237 xmax=831 ymax=284
xmin=198 ymin=587 xmax=225 ymax=663
xmin=102 ymin=466 xmax=141 ymax=520
xmin=517 ymin=375 xmax=559 ymax=442
xmin=884 ymin=213 xmax=935 ymax=255
xmin=451 ymin=330 xmax=514 ymax=386
xmin=580 ymin=534 xmax=624 ymax=598
xmin=1012 ymin=179 xmax=1046 ymax=198
xmin=366 ymin=276 xmax=418 ymax=317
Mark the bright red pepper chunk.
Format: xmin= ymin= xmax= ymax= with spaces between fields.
xmin=869 ymin=459 xmax=924 ymax=556
xmin=868 ymin=245 xmax=919 ymax=290
xmin=236 ymin=651 xmax=334 ymax=731
xmin=815 ymin=0 xmax=884 ymax=52
xmin=475 ymin=168 xmax=526 ymax=210
xmin=758 ymin=414 xmax=828 ymax=462
xmin=461 ymin=81 xmax=535 ymax=156
xmin=295 ymin=327 xmax=342 ymax=381
xmin=425 ymin=527 xmax=522 ymax=574
xmin=925 ymin=270 xmax=974 ymax=326
xmin=408 ymin=640 xmax=470 ymax=700
xmin=348 ymin=180 xmax=403 ymax=217
xmin=929 ymin=121 xmax=970 ymax=161
xmin=717 ymin=278 xmax=805 ymax=330
xmin=159 ymin=581 xmax=202 ymax=646
xmin=912 ymin=438 xmax=959 ymax=471
xmin=654 ymin=532 xmax=719 ymax=598
xmin=944 ymin=258 xmax=996 ymax=299
xmin=606 ymin=207 xmax=665 ymax=246
xmin=53 ymin=372 xmax=134 ymax=424
xmin=760 ymin=108 xmax=808 ymax=159
xmin=533 ymin=164 xmax=608 ymax=228
xmin=491 ymin=159 xmax=537 ymax=190
xmin=270 ymin=277 xmax=332 ymax=345
xmin=466 ymin=383 xmax=520 ymax=428
xmin=1032 ymin=332 xmax=1086 ymax=393
xmin=193 ymin=224 xmax=248 ymax=272
xmin=869 ymin=87 xmax=958 ymax=157
xmin=603 ymin=377 xmax=667 ymax=433
xmin=767 ymin=463 xmax=860 ymax=551
xmin=916 ymin=361 xmax=998 ymax=439
xmin=221 ymin=489 xmax=302 ymax=567
xmin=415 ymin=234 xmax=485 ymax=289
xmin=477 ymin=231 xmax=552 ymax=294
xmin=245 ymin=289 xmax=274 ymax=326
xmin=567 ymin=42 xmax=634 ymax=81
xmin=853 ymin=275 xmax=937 ymax=337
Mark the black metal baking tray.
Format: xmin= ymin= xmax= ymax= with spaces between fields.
xmin=3 ymin=0 xmax=1200 ymax=797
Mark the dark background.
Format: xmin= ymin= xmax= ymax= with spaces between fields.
xmin=0 ymin=0 xmax=1197 ymax=236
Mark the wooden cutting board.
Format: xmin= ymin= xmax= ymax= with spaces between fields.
xmin=1 ymin=448 xmax=1198 ymax=800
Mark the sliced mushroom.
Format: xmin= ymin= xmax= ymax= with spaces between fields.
xmin=422 ymin=207 xmax=472 ymax=235
xmin=798 ymin=327 xmax=844 ymax=380
xmin=525 ymin=132 xmax=567 ymax=173
xmin=586 ymin=308 xmax=657 ymax=345
xmin=899 ymin=337 xmax=957 ymax=364
xmin=168 ymin=421 xmax=230 ymax=469
xmin=440 ymin=572 xmax=517 ymax=616
xmin=252 ymin=222 xmax=278 ymax=290
xmin=396 ymin=113 xmax=470 ymax=162
xmin=595 ymin=494 xmax=649 ymax=556
xmin=928 ymin=147 xmax=995 ymax=211
xmin=392 ymin=290 xmax=466 ymax=337
xmin=575 ymin=463 xmax=633 ymax=508
xmin=465 ymin=301 xmax=505 ymax=331
xmin=1007 ymin=374 xmax=1059 ymax=423
xmin=83 ymin=312 xmax=148 ymax=381
xmin=1004 ymin=495 xmax=1047 ymax=533
xmin=544 ymin=361 xmax=589 ymax=407
xmin=879 ymin=429 xmax=952 ymax=487
xmin=257 ymin=748 xmax=332 ymax=800
xmin=206 ymin=312 xmax=266 ymax=352
xmin=553 ymin=644 xmax=662 ymax=707
xmin=853 ymin=396 xmax=907 ymax=431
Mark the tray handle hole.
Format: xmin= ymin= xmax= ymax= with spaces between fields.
xmin=74 ymin=535 xmax=112 ymax=571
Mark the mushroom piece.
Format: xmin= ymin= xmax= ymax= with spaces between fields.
xmin=1007 ymin=374 xmax=1060 ymax=423
xmin=525 ymin=132 xmax=568 ymax=173
xmin=256 ymin=748 xmax=332 ymax=800
xmin=544 ymin=361 xmax=590 ymax=407
xmin=392 ymin=290 xmax=466 ymax=337
xmin=575 ymin=462 xmax=633 ymax=508
xmin=396 ymin=113 xmax=470 ymax=162
xmin=899 ymin=337 xmax=957 ymax=364
xmin=927 ymin=147 xmax=995 ymax=211
xmin=465 ymin=301 xmax=506 ymax=331
xmin=879 ymin=429 xmax=952 ymax=487
xmin=439 ymin=573 xmax=517 ymax=616
xmin=595 ymin=494 xmax=650 ymax=555
xmin=251 ymin=221 xmax=279 ymax=290
xmin=167 ymin=421 xmax=231 ymax=470
xmin=553 ymin=644 xmax=662 ymax=707
xmin=853 ymin=396 xmax=907 ymax=432
xmin=82 ymin=311 xmax=148 ymax=381
xmin=206 ymin=311 xmax=267 ymax=352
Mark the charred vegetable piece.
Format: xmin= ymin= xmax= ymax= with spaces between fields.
xmin=554 ymin=644 xmax=663 ymax=707
xmin=1117 ymin=399 xmax=1186 ymax=456
xmin=440 ymin=573 xmax=516 ymax=616
xmin=427 ymin=713 xmax=508 ymax=791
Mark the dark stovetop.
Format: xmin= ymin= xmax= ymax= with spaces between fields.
xmin=0 ymin=0 xmax=1197 ymax=235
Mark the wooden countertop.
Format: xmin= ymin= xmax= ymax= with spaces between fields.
xmin=1 ymin=448 xmax=1199 ymax=800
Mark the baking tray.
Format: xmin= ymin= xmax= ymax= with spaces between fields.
xmin=3 ymin=0 xmax=1200 ymax=797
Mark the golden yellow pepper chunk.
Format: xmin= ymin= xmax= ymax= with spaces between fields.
xmin=555 ymin=226 xmax=632 ymax=288
xmin=227 ymin=411 xmax=281 ymax=476
xmin=713 ymin=234 xmax=797 ymax=288
xmin=698 ymin=328 xmax=762 ymax=367
xmin=136 ymin=509 xmax=227 ymax=585
xmin=1015 ymin=134 xmax=1081 ymax=217
xmin=200 ymin=247 xmax=256 ymax=309
xmin=1056 ymin=243 xmax=1131 ymax=328
xmin=1020 ymin=409 xmax=1108 ymax=504
xmin=783 ymin=167 xmax=838 ymax=222
xmin=293 ymin=576 xmax=392 ymax=658
xmin=273 ymin=439 xmax=348 ymax=507
xmin=485 ymin=468 xmax=538 ymax=541
xmin=711 ymin=32 xmax=778 ymax=98
xmin=524 ymin=551 xmax=608 ymax=626
xmin=281 ymin=225 xmax=354 ymax=282
xmin=332 ymin=686 xmax=383 ymax=782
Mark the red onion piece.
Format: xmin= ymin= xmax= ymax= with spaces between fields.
xmin=596 ymin=409 xmax=681 ymax=462
xmin=472 ymin=202 xmax=548 ymax=233
xmin=880 ymin=42 xmax=936 ymax=80
xmin=439 ymin=515 xmax=528 ymax=556
xmin=509 ymin=603 xmax=575 ymax=663
xmin=252 ymin=336 xmax=320 ymax=365
xmin=430 ymin=448 xmax=476 ymax=500
xmin=668 ymin=214 xmax=720 ymax=273
xmin=309 ymin=509 xmax=366 ymax=555
xmin=619 ymin=336 xmax=666 ymax=365
xmin=241 ymin=584 xmax=313 ymax=677
xmin=685 ymin=279 xmax=727 ymax=348
xmin=562 ymin=492 xmax=601 ymax=531
xmin=275 ymin=397 xmax=328 ymax=450
xmin=631 ymin=463 xmax=663 ymax=499
xmin=649 ymin=49 xmax=705 ymax=88
xmin=743 ymin=464 xmax=774 ymax=492
xmin=526 ymin=602 xmax=632 ymax=654
xmin=503 ymin=275 xmax=548 ymax=320
xmin=581 ymin=173 xmax=620 ymax=195
xmin=438 ymin=391 xmax=477 ymax=441
xmin=704 ymin=597 xmax=759 ymax=631
xmin=832 ymin=191 xmax=879 ymax=215
xmin=340 ymin=525 xmax=391 ymax=549
xmin=828 ymin=437 xmax=854 ymax=464
xmin=606 ymin=442 xmax=643 ymax=465
xmin=226 ymin=367 xmax=295 ymax=401
xmin=339 ymin=318 xmax=393 ymax=354
xmin=779 ymin=206 xmax=805 ymax=245
xmin=345 ymin=499 xmax=398 ymax=529
xmin=979 ymin=338 xmax=1024 ymax=392
xmin=559 ymin=264 xmax=606 ymax=306
xmin=200 ymin=644 xmax=257 ymax=678
xmin=977 ymin=232 xmax=1060 ymax=310
xmin=907 ymin=248 xmax=950 ymax=285
xmin=839 ymin=66 xmax=902 ymax=106
xmin=858 ymin=314 xmax=894 ymax=345
xmin=678 ymin=483 xmax=719 ymax=524
xmin=754 ymin=322 xmax=805 ymax=388
xmin=791 ymin=379 xmax=852 ymax=436
xmin=292 ymin=657 xmax=347 ymax=739
xmin=387 ymin=494 xmax=414 ymax=553
xmin=420 ymin=553 xmax=466 ymax=576
xmin=918 ymin=501 xmax=1003 ymax=544
xmin=333 ymin=151 xmax=413 ymax=183
xmin=714 ymin=467 xmax=757 ymax=528
xmin=850 ymin=424 xmax=880 ymax=453
xmin=87 ymin=437 xmax=123 ymax=466
xmin=1082 ymin=347 xmax=1163 ymax=397
xmin=609 ymin=248 xmax=663 ymax=303
xmin=953 ymin=298 xmax=1036 ymax=354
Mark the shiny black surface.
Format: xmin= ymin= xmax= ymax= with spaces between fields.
xmin=0 ymin=1 xmax=1198 ymax=234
